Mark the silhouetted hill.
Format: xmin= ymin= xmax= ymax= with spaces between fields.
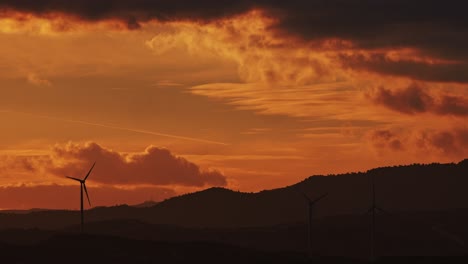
xmin=60 ymin=209 xmax=468 ymax=257
xmin=137 ymin=159 xmax=468 ymax=227
xmin=0 ymin=159 xmax=467 ymax=229
xmin=0 ymin=208 xmax=54 ymax=214
xmin=1 ymin=209 xmax=468 ymax=259
xmin=0 ymin=233 xmax=317 ymax=264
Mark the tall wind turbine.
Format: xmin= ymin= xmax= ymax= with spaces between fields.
xmin=366 ymin=173 xmax=385 ymax=262
xmin=66 ymin=161 xmax=96 ymax=233
xmin=303 ymin=192 xmax=328 ymax=255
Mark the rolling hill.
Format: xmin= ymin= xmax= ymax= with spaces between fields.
xmin=0 ymin=159 xmax=467 ymax=229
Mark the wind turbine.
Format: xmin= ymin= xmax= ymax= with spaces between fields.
xmin=365 ymin=173 xmax=385 ymax=262
xmin=303 ymin=192 xmax=328 ymax=256
xmin=66 ymin=161 xmax=96 ymax=233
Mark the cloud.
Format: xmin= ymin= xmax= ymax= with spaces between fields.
xmin=0 ymin=142 xmax=228 ymax=209
xmin=0 ymin=142 xmax=227 ymax=187
xmin=415 ymin=128 xmax=468 ymax=156
xmin=3 ymin=1 xmax=468 ymax=85
xmin=340 ymin=52 xmax=468 ymax=83
xmin=368 ymin=127 xmax=468 ymax=158
xmin=0 ymin=184 xmax=176 ymax=209
xmin=189 ymin=82 xmax=365 ymax=118
xmin=368 ymin=83 xmax=468 ymax=116
xmin=267 ymin=1 xmax=468 ymax=58
xmin=0 ymin=0 xmax=253 ymax=29
xmin=48 ymin=142 xmax=227 ymax=186
xmin=144 ymin=15 xmax=343 ymax=86
xmin=369 ymin=129 xmax=404 ymax=152
xmin=2 ymin=1 xmax=467 ymax=60
xmin=3 ymin=1 xmax=467 ymax=94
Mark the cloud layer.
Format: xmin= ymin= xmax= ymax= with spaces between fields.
xmin=50 ymin=142 xmax=227 ymax=186
xmin=3 ymin=1 xmax=468 ymax=84
xmin=0 ymin=142 xmax=227 ymax=187
xmin=2 ymin=0 xmax=467 ymax=59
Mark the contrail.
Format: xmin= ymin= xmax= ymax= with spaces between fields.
xmin=0 ymin=110 xmax=228 ymax=145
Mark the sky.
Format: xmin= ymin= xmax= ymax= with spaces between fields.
xmin=0 ymin=0 xmax=467 ymax=209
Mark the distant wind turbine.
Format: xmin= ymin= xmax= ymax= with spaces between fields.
xmin=365 ymin=173 xmax=385 ymax=262
xmin=66 ymin=161 xmax=96 ymax=233
xmin=303 ymin=192 xmax=328 ymax=256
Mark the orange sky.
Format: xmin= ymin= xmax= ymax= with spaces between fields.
xmin=0 ymin=2 xmax=467 ymax=209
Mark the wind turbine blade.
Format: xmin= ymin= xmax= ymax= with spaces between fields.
xmin=83 ymin=183 xmax=91 ymax=206
xmin=84 ymin=161 xmax=96 ymax=181
xmin=311 ymin=193 xmax=328 ymax=205
xmin=66 ymin=176 xmax=82 ymax=182
xmin=302 ymin=193 xmax=312 ymax=203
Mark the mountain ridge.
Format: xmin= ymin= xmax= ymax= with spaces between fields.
xmin=0 ymin=159 xmax=467 ymax=229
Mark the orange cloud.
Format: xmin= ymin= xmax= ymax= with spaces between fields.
xmin=0 ymin=142 xmax=226 ymax=187
xmin=144 ymin=12 xmax=343 ymax=86
xmin=0 ymin=1 xmax=467 ymax=201
xmin=49 ymin=142 xmax=227 ymax=186
xmin=2 ymin=1 xmax=468 ymax=84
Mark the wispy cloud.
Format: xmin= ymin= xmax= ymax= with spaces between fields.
xmin=190 ymin=82 xmax=361 ymax=118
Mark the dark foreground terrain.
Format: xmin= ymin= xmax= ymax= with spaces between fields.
xmin=1 ymin=232 xmax=468 ymax=264
xmin=1 ymin=208 xmax=468 ymax=263
xmin=1 ymin=160 xmax=467 ymax=263
xmin=0 ymin=233 xmax=348 ymax=264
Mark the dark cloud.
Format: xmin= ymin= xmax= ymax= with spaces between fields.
xmin=368 ymin=84 xmax=468 ymax=116
xmin=368 ymin=127 xmax=468 ymax=157
xmin=369 ymin=129 xmax=404 ymax=151
xmin=262 ymin=1 xmax=468 ymax=60
xmin=415 ymin=128 xmax=468 ymax=156
xmin=436 ymin=95 xmax=468 ymax=116
xmin=50 ymin=142 xmax=227 ymax=186
xmin=2 ymin=1 xmax=467 ymax=81
xmin=1 ymin=1 xmax=466 ymax=50
xmin=340 ymin=53 xmax=468 ymax=83
xmin=0 ymin=0 xmax=253 ymax=28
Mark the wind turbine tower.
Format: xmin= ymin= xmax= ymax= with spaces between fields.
xmin=366 ymin=173 xmax=384 ymax=262
xmin=66 ymin=161 xmax=96 ymax=233
xmin=303 ymin=192 xmax=328 ymax=255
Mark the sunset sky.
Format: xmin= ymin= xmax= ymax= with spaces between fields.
xmin=0 ymin=0 xmax=467 ymax=209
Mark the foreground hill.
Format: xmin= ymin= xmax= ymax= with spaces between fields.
xmin=1 ymin=208 xmax=468 ymax=259
xmin=0 ymin=233 xmax=316 ymax=264
xmin=0 ymin=159 xmax=467 ymax=229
